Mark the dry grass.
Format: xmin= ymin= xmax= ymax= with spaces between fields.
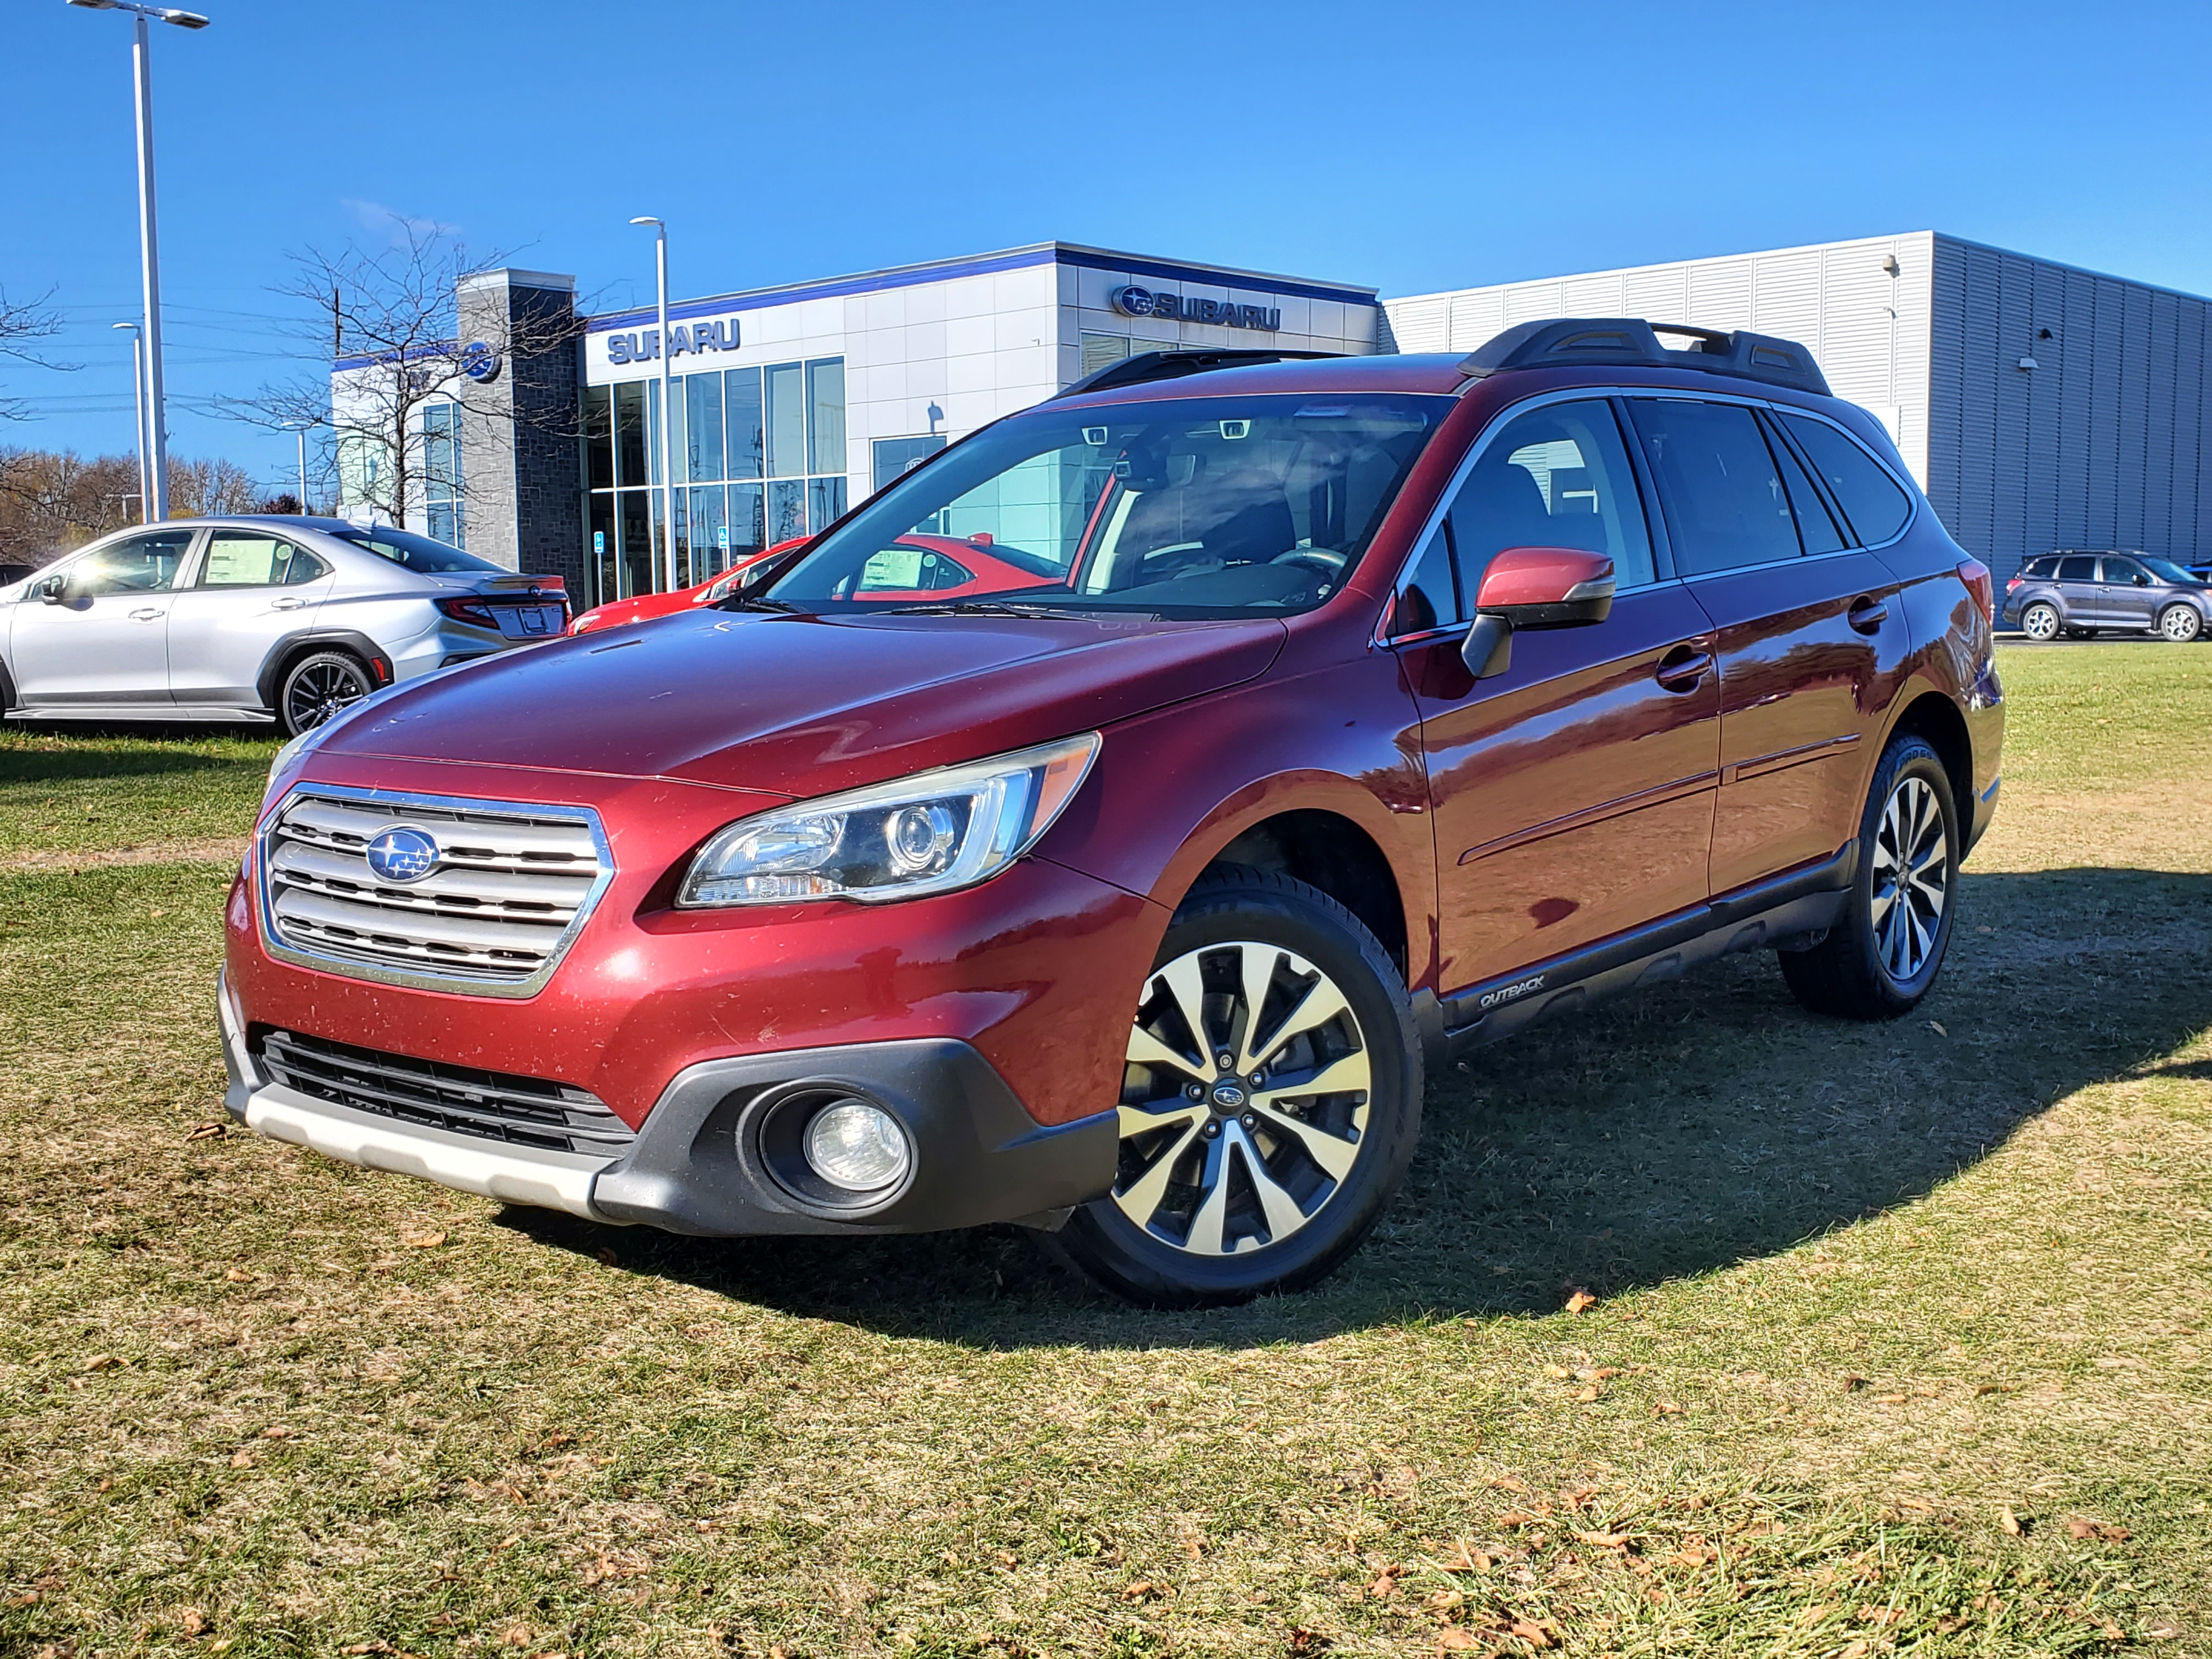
xmin=1 ymin=648 xmax=2208 ymax=1657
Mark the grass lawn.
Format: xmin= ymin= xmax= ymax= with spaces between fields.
xmin=1 ymin=646 xmax=2207 ymax=1658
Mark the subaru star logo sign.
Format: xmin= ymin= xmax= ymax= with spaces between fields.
xmin=460 ymin=341 xmax=501 ymax=383
xmin=365 ymin=825 xmax=441 ymax=884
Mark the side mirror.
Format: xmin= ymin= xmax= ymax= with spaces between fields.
xmin=1460 ymin=546 xmax=1616 ymax=679
xmin=35 ymin=573 xmax=67 ymax=606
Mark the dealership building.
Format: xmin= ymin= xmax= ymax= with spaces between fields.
xmin=333 ymin=231 xmax=2212 ymax=605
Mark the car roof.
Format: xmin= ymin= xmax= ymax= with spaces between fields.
xmin=1052 ymin=352 xmax=1475 ymax=408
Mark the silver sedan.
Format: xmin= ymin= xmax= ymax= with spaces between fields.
xmin=1 ymin=517 xmax=571 ymax=735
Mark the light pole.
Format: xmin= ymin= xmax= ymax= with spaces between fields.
xmin=629 ymin=215 xmax=676 ymax=592
xmin=68 ymin=0 xmax=210 ymax=523
xmin=281 ymin=420 xmax=313 ymax=512
xmin=110 ymin=320 xmax=150 ymax=523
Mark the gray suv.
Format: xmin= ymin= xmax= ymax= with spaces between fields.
xmin=2002 ymin=549 xmax=2210 ymax=644
xmin=1 ymin=517 xmax=569 ymax=735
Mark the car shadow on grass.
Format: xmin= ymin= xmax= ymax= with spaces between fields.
xmin=0 ymin=723 xmax=279 ymax=783
xmin=499 ymin=865 xmax=2212 ymax=1347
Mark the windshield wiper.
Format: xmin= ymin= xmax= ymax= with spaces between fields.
xmin=718 ymin=595 xmax=806 ymax=613
xmin=879 ymin=599 xmax=1101 ymax=618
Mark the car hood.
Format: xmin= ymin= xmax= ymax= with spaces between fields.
xmin=319 ymin=607 xmax=1286 ymax=799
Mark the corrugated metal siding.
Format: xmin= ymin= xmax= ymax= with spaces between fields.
xmin=1924 ymin=237 xmax=2212 ymax=579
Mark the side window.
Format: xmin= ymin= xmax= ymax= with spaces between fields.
xmin=69 ymin=529 xmax=197 ymax=596
xmin=2056 ymin=555 xmax=2098 ymax=583
xmin=855 ymin=540 xmax=970 ymax=592
xmin=1443 ymin=399 xmax=1654 ymax=606
xmin=1627 ymin=399 xmax=1801 ymax=574
xmin=198 ymin=531 xmax=323 ymax=588
xmin=1395 ymin=530 xmax=1458 ymax=633
xmin=2101 ymin=556 xmax=2149 ymax=586
xmin=1778 ymin=413 xmax=1914 ymax=545
xmin=2022 ymin=556 xmax=2058 ymax=579
xmin=1760 ymin=413 xmax=1847 ymax=554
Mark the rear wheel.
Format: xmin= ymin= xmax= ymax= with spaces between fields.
xmin=2019 ymin=602 xmax=2060 ymax=641
xmin=1052 ymin=870 xmax=1422 ymax=1307
xmin=2158 ymin=603 xmax=2203 ymax=644
xmin=1780 ymin=733 xmax=1959 ymax=1020
xmin=278 ymin=650 xmax=373 ymax=737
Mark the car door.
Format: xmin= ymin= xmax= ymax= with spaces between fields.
xmin=1394 ymin=396 xmax=1720 ymax=996
xmin=164 ymin=527 xmax=337 ymax=709
xmin=7 ymin=527 xmax=200 ymax=709
xmin=1626 ymin=398 xmax=1910 ymax=895
xmin=2052 ymin=554 xmax=2102 ymax=624
xmin=2097 ymin=555 xmax=2157 ymax=628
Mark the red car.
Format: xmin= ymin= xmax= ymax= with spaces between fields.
xmin=223 ymin=321 xmax=2002 ymax=1306
xmin=569 ymin=535 xmax=1046 ymax=634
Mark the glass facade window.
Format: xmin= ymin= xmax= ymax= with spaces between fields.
xmin=422 ymin=400 xmax=465 ymax=550
xmin=585 ymin=354 xmax=844 ymax=605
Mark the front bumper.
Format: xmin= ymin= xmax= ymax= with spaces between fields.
xmin=219 ymin=971 xmax=1116 ymax=1235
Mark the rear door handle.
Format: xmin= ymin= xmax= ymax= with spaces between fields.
xmin=270 ymin=596 xmax=306 ymax=611
xmin=1655 ymin=645 xmax=1712 ymax=693
xmin=128 ymin=606 xmax=165 ymax=623
xmin=1848 ymin=596 xmax=1889 ymax=634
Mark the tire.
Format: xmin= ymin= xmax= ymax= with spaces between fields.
xmin=2158 ymin=603 xmax=2204 ymax=644
xmin=1779 ymin=733 xmax=1960 ymax=1020
xmin=278 ymin=650 xmax=374 ymax=737
xmin=2019 ymin=601 xmax=2061 ymax=642
xmin=1051 ymin=868 xmax=1423 ymax=1307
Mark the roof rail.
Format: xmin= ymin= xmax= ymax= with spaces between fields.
xmin=1049 ymin=347 xmax=1344 ymax=402
xmin=1456 ymin=317 xmax=1831 ymax=397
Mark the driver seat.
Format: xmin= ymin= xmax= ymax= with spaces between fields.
xmin=1119 ymin=464 xmax=1296 ymax=572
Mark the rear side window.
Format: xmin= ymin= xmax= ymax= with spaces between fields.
xmin=2057 ymin=555 xmax=2098 ymax=583
xmin=1443 ymin=398 xmax=1655 ymax=608
xmin=330 ymin=525 xmax=505 ymax=573
xmin=1760 ymin=413 xmax=1847 ymax=554
xmin=2021 ymin=556 xmax=2058 ymax=578
xmin=1779 ymin=414 xmax=1913 ymax=545
xmin=197 ymin=531 xmax=329 ymax=588
xmin=1627 ymin=399 xmax=1800 ymax=574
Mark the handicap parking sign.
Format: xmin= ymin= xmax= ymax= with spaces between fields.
xmin=717 ymin=525 xmax=729 ymax=550
xmin=592 ymin=531 xmax=605 ymax=554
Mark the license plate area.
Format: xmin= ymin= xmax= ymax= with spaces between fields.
xmin=494 ymin=605 xmax=566 ymax=639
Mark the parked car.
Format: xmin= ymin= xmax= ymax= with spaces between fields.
xmin=569 ymin=533 xmax=1054 ymax=634
xmin=1 ymin=517 xmax=570 ymax=735
xmin=223 ymin=321 xmax=2002 ymax=1306
xmin=571 ymin=540 xmax=804 ymax=635
xmin=2001 ymin=549 xmax=2210 ymax=642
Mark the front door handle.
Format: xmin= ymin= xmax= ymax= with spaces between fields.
xmin=1655 ymin=645 xmax=1712 ymax=693
xmin=128 ymin=607 xmax=166 ymax=623
xmin=1848 ymin=596 xmax=1890 ymax=635
xmin=270 ymin=596 xmax=306 ymax=611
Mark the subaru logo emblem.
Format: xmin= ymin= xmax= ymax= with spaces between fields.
xmin=365 ymin=825 xmax=439 ymax=884
xmin=1210 ymin=1080 xmax=1248 ymax=1111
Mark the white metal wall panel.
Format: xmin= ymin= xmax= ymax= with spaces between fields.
xmin=1503 ymin=283 xmax=1566 ymax=325
xmin=1389 ymin=296 xmax=1449 ymax=353
xmin=1559 ymin=272 xmax=1627 ymax=315
xmin=1622 ymin=266 xmax=1689 ymax=325
xmin=1750 ymin=250 xmax=1822 ymax=351
xmin=1686 ymin=261 xmax=1753 ymax=332
xmin=1450 ymin=290 xmax=1508 ymax=349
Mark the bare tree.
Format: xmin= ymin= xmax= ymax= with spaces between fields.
xmin=240 ymin=224 xmax=582 ymax=530
xmin=0 ymin=446 xmax=269 ymax=566
xmin=0 ymin=286 xmax=69 ymax=423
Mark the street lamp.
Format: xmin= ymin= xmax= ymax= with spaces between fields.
xmin=110 ymin=320 xmax=150 ymax=523
xmin=68 ymin=0 xmax=211 ymax=523
xmin=280 ymin=420 xmax=314 ymax=514
xmin=629 ymin=215 xmax=676 ymax=594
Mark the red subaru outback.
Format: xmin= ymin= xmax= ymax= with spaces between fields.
xmin=222 ymin=323 xmax=2002 ymax=1306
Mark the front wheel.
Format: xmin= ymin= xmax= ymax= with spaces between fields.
xmin=2019 ymin=601 xmax=2061 ymax=641
xmin=278 ymin=650 xmax=374 ymax=737
xmin=1052 ymin=869 xmax=1422 ymax=1307
xmin=1779 ymin=733 xmax=1959 ymax=1020
xmin=2158 ymin=603 xmax=2204 ymax=644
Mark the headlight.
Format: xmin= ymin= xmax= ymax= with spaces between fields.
xmin=261 ymin=727 xmax=319 ymax=812
xmin=678 ymin=732 xmax=1100 ymax=907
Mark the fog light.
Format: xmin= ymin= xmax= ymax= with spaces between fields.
xmin=803 ymin=1098 xmax=910 ymax=1192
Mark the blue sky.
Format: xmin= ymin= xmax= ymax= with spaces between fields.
xmin=4 ymin=0 xmax=2210 ymax=491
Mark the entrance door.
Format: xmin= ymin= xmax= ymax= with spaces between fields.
xmin=1624 ymin=398 xmax=1906 ymax=894
xmin=1397 ymin=398 xmax=1720 ymax=995
xmin=8 ymin=527 xmax=199 ymax=709
xmin=165 ymin=528 xmax=336 ymax=709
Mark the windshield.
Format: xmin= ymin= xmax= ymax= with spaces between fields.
xmin=330 ymin=525 xmax=506 ymax=574
xmin=2140 ymin=555 xmax=2198 ymax=584
xmin=762 ymin=392 xmax=1447 ymax=618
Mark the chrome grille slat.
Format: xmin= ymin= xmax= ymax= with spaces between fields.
xmin=259 ymin=1029 xmax=633 ymax=1157
xmin=259 ymin=786 xmax=612 ymax=994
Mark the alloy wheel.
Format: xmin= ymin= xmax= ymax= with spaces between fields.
xmin=2159 ymin=605 xmax=2203 ymax=643
xmin=1870 ymin=775 xmax=1949 ymax=983
xmin=287 ymin=661 xmax=369 ymax=731
xmin=2021 ymin=603 xmax=2059 ymax=641
xmin=1114 ymin=941 xmax=1370 ymax=1256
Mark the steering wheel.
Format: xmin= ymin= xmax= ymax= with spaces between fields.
xmin=1270 ymin=547 xmax=1347 ymax=575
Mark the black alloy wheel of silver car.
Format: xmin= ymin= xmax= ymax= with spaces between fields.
xmin=1052 ymin=868 xmax=1423 ymax=1307
xmin=1779 ymin=733 xmax=1960 ymax=1020
xmin=2018 ymin=601 xmax=2062 ymax=642
xmin=279 ymin=650 xmax=374 ymax=737
xmin=2158 ymin=603 xmax=2204 ymax=644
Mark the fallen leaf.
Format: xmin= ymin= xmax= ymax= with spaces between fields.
xmin=187 ymin=1122 xmax=226 ymax=1141
xmin=1927 ymin=1020 xmax=1948 ymax=1037
xmin=2000 ymin=1505 xmax=2023 ymax=1537
xmin=1870 ymin=1392 xmax=1909 ymax=1404
xmin=1436 ymin=1631 xmax=1487 ymax=1652
xmin=223 ymin=1267 xmax=252 ymax=1283
xmin=2102 ymin=1621 xmax=2126 ymax=1641
xmin=1288 ymin=1629 xmax=1330 ymax=1655
xmin=1367 ymin=1565 xmax=1404 ymax=1599
xmin=2066 ymin=1516 xmax=2131 ymax=1542
xmin=996 ymin=1550 xmax=1018 ymax=1568
xmin=1541 ymin=1364 xmax=1572 ymax=1381
xmin=1573 ymin=1529 xmax=1631 ymax=1550
xmin=403 ymin=1232 xmax=447 ymax=1250
xmin=1508 ymin=1620 xmax=1554 ymax=1649
xmin=1841 ymin=1374 xmax=1868 ymax=1391
xmin=1974 ymin=1382 xmax=2012 ymax=1396
xmin=83 ymin=1354 xmax=122 ymax=1372
xmin=1440 ymin=1542 xmax=1493 ymax=1573
xmin=1564 ymin=1288 xmax=1596 ymax=1314
xmin=229 ymin=1449 xmax=253 ymax=1468
xmin=1573 ymin=1384 xmax=1602 ymax=1403
xmin=1121 ymin=1579 xmax=1172 ymax=1601
xmin=179 ymin=1607 xmax=207 ymax=1635
xmin=263 ymin=1425 xmax=290 ymax=1440
xmin=495 ymin=1535 xmax=521 ymax=1551
xmin=2146 ymin=1620 xmax=2183 ymax=1640
xmin=1858 ymin=1605 xmax=1904 ymax=1626
xmin=1654 ymin=1401 xmax=1685 ymax=1415
xmin=1486 ymin=1474 xmax=1530 ymax=1493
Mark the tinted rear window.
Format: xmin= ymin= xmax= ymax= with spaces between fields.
xmin=329 ymin=526 xmax=505 ymax=574
xmin=1626 ymin=399 xmax=1801 ymax=574
xmin=2057 ymin=555 xmax=2098 ymax=583
xmin=1778 ymin=414 xmax=1913 ymax=545
xmin=2021 ymin=557 xmax=2058 ymax=578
